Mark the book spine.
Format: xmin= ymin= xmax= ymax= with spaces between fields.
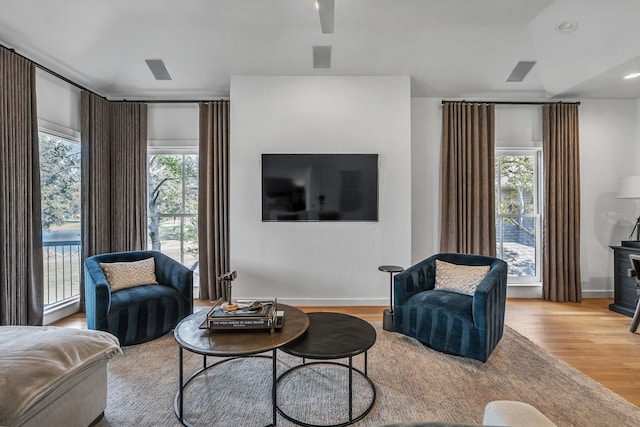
xmin=208 ymin=318 xmax=273 ymax=328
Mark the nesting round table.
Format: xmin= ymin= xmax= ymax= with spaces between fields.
xmin=173 ymin=304 xmax=310 ymax=427
xmin=277 ymin=312 xmax=377 ymax=427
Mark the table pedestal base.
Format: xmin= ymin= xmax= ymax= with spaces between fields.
xmin=382 ymin=309 xmax=394 ymax=332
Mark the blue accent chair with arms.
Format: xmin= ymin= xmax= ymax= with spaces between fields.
xmin=84 ymin=250 xmax=193 ymax=346
xmin=393 ymin=253 xmax=508 ymax=362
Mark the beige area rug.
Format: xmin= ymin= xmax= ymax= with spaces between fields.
xmin=98 ymin=322 xmax=640 ymax=427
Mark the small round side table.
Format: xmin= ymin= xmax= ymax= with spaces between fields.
xmin=378 ymin=265 xmax=404 ymax=332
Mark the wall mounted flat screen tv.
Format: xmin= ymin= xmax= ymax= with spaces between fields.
xmin=262 ymin=154 xmax=379 ymax=222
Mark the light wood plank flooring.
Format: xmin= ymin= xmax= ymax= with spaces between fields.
xmin=54 ymin=298 xmax=640 ymax=407
xmin=505 ymin=298 xmax=640 ymax=407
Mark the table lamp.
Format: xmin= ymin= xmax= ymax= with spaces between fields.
xmin=617 ymin=176 xmax=640 ymax=241
xmin=217 ymin=270 xmax=239 ymax=311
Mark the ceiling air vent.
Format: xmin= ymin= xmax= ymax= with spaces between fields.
xmin=145 ymin=59 xmax=172 ymax=81
xmin=313 ymin=45 xmax=332 ymax=69
xmin=506 ymin=61 xmax=536 ymax=82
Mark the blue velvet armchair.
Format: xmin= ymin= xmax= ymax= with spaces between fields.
xmin=84 ymin=250 xmax=193 ymax=346
xmin=393 ymin=253 xmax=508 ymax=362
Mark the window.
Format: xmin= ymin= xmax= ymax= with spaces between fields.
xmin=39 ymin=131 xmax=82 ymax=306
xmin=148 ymin=154 xmax=199 ymax=270
xmin=495 ymin=149 xmax=542 ymax=282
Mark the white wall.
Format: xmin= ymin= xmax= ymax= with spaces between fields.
xmin=410 ymin=98 xmax=441 ymax=263
xmin=495 ymin=105 xmax=542 ymax=148
xmin=36 ymin=69 xmax=80 ymax=138
xmin=230 ymin=76 xmax=412 ymax=305
xmin=147 ymin=103 xmax=199 ymax=149
xmin=36 ymin=77 xmax=200 ymax=146
xmin=580 ymin=99 xmax=638 ymax=296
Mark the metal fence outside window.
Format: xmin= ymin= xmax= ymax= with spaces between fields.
xmin=43 ymin=240 xmax=82 ymax=306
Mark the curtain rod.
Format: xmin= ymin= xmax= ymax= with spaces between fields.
xmin=441 ymin=100 xmax=581 ymax=105
xmin=1 ymin=43 xmax=105 ymax=99
xmin=115 ymin=99 xmax=228 ymax=103
xmin=1 ymin=43 xmax=225 ymax=104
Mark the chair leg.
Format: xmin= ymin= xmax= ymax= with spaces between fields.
xmin=630 ymin=289 xmax=640 ymax=333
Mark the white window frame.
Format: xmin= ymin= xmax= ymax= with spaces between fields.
xmin=39 ymin=122 xmax=82 ymax=325
xmin=495 ymin=148 xmax=542 ymax=284
xmin=147 ymin=145 xmax=199 ymax=268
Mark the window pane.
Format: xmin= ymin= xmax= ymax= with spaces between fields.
xmin=155 ymin=216 xmax=182 ymax=261
xmin=185 ymin=155 xmax=199 ymax=214
xmin=149 ymin=154 xmax=183 ymax=214
xmin=495 ymin=217 xmax=503 ymax=259
xmin=39 ymin=133 xmax=82 ymax=306
xmin=495 ymin=151 xmax=540 ymax=281
xmin=147 ymin=153 xmax=198 ymax=271
xmin=500 ymin=217 xmax=537 ymax=277
xmin=183 ymin=217 xmax=199 ymax=269
xmin=497 ymin=155 xmax=535 ymax=215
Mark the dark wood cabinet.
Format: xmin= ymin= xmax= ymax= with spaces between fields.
xmin=610 ymin=245 xmax=640 ymax=317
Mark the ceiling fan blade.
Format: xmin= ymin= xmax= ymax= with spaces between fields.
xmin=317 ymin=0 xmax=335 ymax=34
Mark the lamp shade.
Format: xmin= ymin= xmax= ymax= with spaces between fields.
xmin=617 ymin=176 xmax=640 ymax=198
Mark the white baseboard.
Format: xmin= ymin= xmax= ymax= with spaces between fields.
xmin=507 ymin=286 xmax=613 ymax=299
xmin=232 ymin=288 xmax=613 ymax=306
xmin=581 ymin=289 xmax=614 ymax=298
xmin=235 ymin=297 xmax=389 ymax=306
xmin=507 ymin=284 xmax=542 ymax=298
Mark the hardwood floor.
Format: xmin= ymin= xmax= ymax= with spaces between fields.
xmin=504 ymin=298 xmax=640 ymax=407
xmin=54 ymin=298 xmax=640 ymax=407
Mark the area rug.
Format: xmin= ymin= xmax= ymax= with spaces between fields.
xmin=98 ymin=323 xmax=640 ymax=426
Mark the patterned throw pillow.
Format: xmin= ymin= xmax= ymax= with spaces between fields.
xmin=434 ymin=259 xmax=490 ymax=296
xmin=99 ymin=258 xmax=158 ymax=292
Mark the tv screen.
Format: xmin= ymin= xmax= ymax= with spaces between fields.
xmin=262 ymin=154 xmax=378 ymax=222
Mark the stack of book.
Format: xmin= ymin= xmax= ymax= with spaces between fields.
xmin=200 ymin=299 xmax=284 ymax=332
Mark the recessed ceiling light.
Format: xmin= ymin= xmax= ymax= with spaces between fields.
xmin=555 ymin=20 xmax=578 ymax=34
xmin=624 ymin=73 xmax=640 ymax=80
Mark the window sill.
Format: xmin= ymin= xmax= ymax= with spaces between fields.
xmin=44 ymin=296 xmax=80 ymax=325
xmin=508 ymin=282 xmax=542 ymax=287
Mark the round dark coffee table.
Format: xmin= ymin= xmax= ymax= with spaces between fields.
xmin=174 ymin=304 xmax=309 ymax=427
xmin=277 ymin=312 xmax=377 ymax=427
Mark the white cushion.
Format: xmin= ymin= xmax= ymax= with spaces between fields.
xmin=99 ymin=258 xmax=158 ymax=292
xmin=434 ymin=259 xmax=489 ymax=295
xmin=483 ymin=401 xmax=556 ymax=427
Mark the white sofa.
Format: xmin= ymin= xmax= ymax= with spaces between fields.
xmin=379 ymin=400 xmax=556 ymax=427
xmin=0 ymin=326 xmax=121 ymax=427
xmin=483 ymin=401 xmax=556 ymax=426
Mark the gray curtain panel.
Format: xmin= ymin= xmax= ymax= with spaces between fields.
xmin=542 ymin=103 xmax=582 ymax=302
xmin=440 ymin=101 xmax=496 ymax=256
xmin=0 ymin=47 xmax=44 ymax=325
xmin=81 ymin=92 xmax=148 ymax=309
xmin=198 ymin=101 xmax=230 ymax=301
xmin=81 ymin=92 xmax=112 ymax=260
xmin=109 ymin=102 xmax=148 ymax=252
